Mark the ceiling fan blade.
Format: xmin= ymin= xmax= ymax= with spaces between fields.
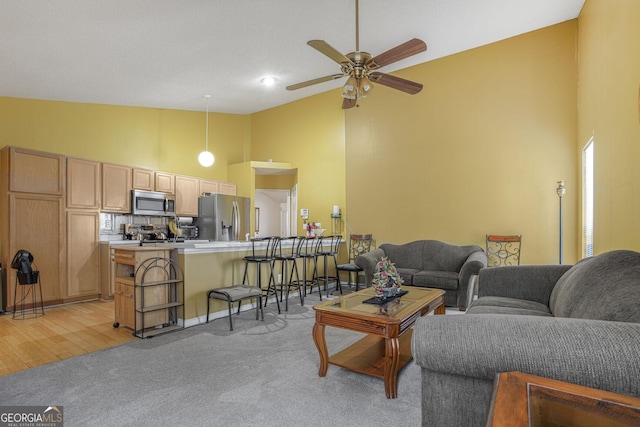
xmin=366 ymin=38 xmax=427 ymax=70
xmin=342 ymin=98 xmax=357 ymax=109
xmin=286 ymin=74 xmax=346 ymax=91
xmin=308 ymin=40 xmax=353 ymax=66
xmin=369 ymin=72 xmax=423 ymax=95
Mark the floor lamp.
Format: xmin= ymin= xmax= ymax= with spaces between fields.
xmin=556 ymin=180 xmax=566 ymax=264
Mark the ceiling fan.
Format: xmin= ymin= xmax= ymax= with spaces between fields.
xmin=286 ymin=0 xmax=427 ymax=109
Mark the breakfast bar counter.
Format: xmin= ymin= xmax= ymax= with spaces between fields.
xmin=108 ymin=239 xmax=332 ymax=328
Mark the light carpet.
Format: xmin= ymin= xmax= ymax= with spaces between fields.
xmin=0 ymin=293 xmax=426 ymax=426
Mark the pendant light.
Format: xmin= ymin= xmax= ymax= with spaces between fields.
xmin=198 ymin=95 xmax=215 ymax=167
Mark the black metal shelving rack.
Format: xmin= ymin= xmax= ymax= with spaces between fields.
xmin=134 ymin=257 xmax=184 ymax=338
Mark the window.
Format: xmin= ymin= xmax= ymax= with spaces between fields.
xmin=583 ymin=139 xmax=594 ymax=257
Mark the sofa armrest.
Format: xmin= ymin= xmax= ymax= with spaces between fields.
xmin=354 ymin=248 xmax=385 ymax=287
xmin=457 ymin=251 xmax=488 ymax=310
xmin=412 ymin=314 xmax=640 ymax=398
xmin=478 ymin=264 xmax=572 ymax=305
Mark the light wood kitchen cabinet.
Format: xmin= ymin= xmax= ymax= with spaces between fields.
xmin=100 ymin=243 xmax=114 ymax=300
xmin=5 ymin=193 xmax=64 ymax=309
xmin=114 ymin=280 xmax=135 ymax=330
xmin=155 ymin=172 xmax=175 ymax=194
xmin=67 ymin=157 xmax=101 ymax=209
xmin=132 ymin=168 xmax=154 ymax=191
xmin=175 ymin=175 xmax=199 ymax=216
xmin=66 ymin=211 xmax=100 ymax=298
xmin=102 ymin=163 xmax=132 ymax=212
xmin=4 ymin=146 xmax=64 ymax=195
xmin=199 ymin=179 xmax=219 ymax=195
xmin=112 ymin=248 xmax=172 ymax=333
xmin=219 ymin=182 xmax=237 ymax=195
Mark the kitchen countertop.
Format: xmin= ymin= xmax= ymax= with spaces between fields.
xmin=102 ymin=237 xmax=339 ymax=254
xmin=101 ymin=239 xmax=289 ymax=254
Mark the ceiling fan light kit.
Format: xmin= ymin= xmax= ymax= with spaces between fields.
xmin=286 ymin=0 xmax=427 ymax=109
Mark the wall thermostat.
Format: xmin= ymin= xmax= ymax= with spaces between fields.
xmin=300 ymin=208 xmax=309 ymax=219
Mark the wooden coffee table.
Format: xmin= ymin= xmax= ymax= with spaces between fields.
xmin=312 ymin=286 xmax=445 ymax=398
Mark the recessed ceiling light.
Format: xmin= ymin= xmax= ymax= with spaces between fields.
xmin=261 ymin=76 xmax=276 ymax=86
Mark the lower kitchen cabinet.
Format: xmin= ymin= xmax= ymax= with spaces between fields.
xmin=114 ymin=280 xmax=135 ymax=329
xmin=66 ymin=210 xmax=100 ymax=298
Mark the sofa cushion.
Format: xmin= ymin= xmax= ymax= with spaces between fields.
xmin=468 ymin=296 xmax=552 ymax=316
xmin=396 ymin=268 xmax=420 ymax=285
xmin=550 ymin=250 xmax=640 ymax=323
xmin=414 ymin=270 xmax=459 ymax=290
xmin=380 ymin=241 xmax=425 ymax=270
xmin=420 ymin=240 xmax=483 ymax=272
xmin=381 ymin=240 xmax=483 ymax=273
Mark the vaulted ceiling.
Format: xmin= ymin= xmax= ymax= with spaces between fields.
xmin=0 ymin=0 xmax=585 ymax=114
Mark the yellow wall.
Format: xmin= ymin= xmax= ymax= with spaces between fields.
xmin=250 ymin=91 xmax=346 ymax=234
xmin=256 ymin=174 xmax=297 ymax=190
xmin=6 ymin=5 xmax=637 ymax=266
xmin=0 ymin=97 xmax=249 ymax=181
xmin=577 ymin=0 xmax=640 ymax=254
xmin=344 ymin=22 xmax=578 ymax=264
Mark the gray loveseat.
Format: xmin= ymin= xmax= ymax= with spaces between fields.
xmin=355 ymin=240 xmax=487 ymax=311
xmin=411 ymin=249 xmax=640 ymax=427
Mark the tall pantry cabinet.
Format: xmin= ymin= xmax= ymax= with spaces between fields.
xmin=66 ymin=157 xmax=101 ymax=299
xmin=0 ymin=147 xmax=66 ymax=309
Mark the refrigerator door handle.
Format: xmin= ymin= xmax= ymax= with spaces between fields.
xmin=232 ymin=200 xmax=239 ymax=241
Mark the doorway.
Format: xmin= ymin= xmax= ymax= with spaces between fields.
xmin=255 ymin=189 xmax=293 ymax=237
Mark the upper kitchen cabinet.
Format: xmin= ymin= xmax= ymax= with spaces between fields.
xmin=175 ymin=175 xmax=199 ymax=216
xmin=132 ymin=168 xmax=154 ymax=191
xmin=219 ymin=182 xmax=237 ymax=196
xmin=102 ymin=163 xmax=132 ymax=213
xmin=67 ymin=157 xmax=101 ymax=210
xmin=155 ymin=172 xmax=175 ymax=194
xmin=2 ymin=146 xmax=64 ymax=195
xmin=199 ymin=179 xmax=219 ymax=195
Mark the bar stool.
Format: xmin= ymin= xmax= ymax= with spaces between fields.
xmin=242 ymin=236 xmax=280 ymax=314
xmin=293 ymin=236 xmax=322 ymax=301
xmin=336 ymin=234 xmax=373 ymax=291
xmin=273 ymin=236 xmax=303 ymax=311
xmin=315 ymin=235 xmax=342 ymax=297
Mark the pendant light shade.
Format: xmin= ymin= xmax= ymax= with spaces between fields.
xmin=199 ymin=95 xmax=215 ymax=167
xmin=198 ymin=150 xmax=214 ymax=167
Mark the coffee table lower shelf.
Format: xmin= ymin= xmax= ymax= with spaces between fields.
xmin=328 ymin=330 xmax=413 ymax=379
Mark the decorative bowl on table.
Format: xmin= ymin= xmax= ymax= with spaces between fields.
xmin=314 ymin=228 xmax=325 ymax=237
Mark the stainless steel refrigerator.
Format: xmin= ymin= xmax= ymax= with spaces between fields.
xmin=196 ymin=194 xmax=251 ymax=241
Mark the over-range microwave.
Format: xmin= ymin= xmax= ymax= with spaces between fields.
xmin=131 ymin=190 xmax=175 ymax=217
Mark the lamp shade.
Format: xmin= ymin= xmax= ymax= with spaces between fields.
xmin=342 ymin=76 xmax=358 ymax=99
xmin=358 ymin=77 xmax=374 ymax=98
xmin=198 ymin=150 xmax=215 ymax=167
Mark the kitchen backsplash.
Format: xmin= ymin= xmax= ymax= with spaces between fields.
xmin=99 ymin=212 xmax=172 ymax=241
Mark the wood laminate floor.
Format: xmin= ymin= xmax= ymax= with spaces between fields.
xmin=0 ymin=300 xmax=135 ymax=377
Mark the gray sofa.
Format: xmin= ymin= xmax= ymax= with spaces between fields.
xmin=411 ymin=249 xmax=640 ymax=427
xmin=355 ymin=240 xmax=487 ymax=310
